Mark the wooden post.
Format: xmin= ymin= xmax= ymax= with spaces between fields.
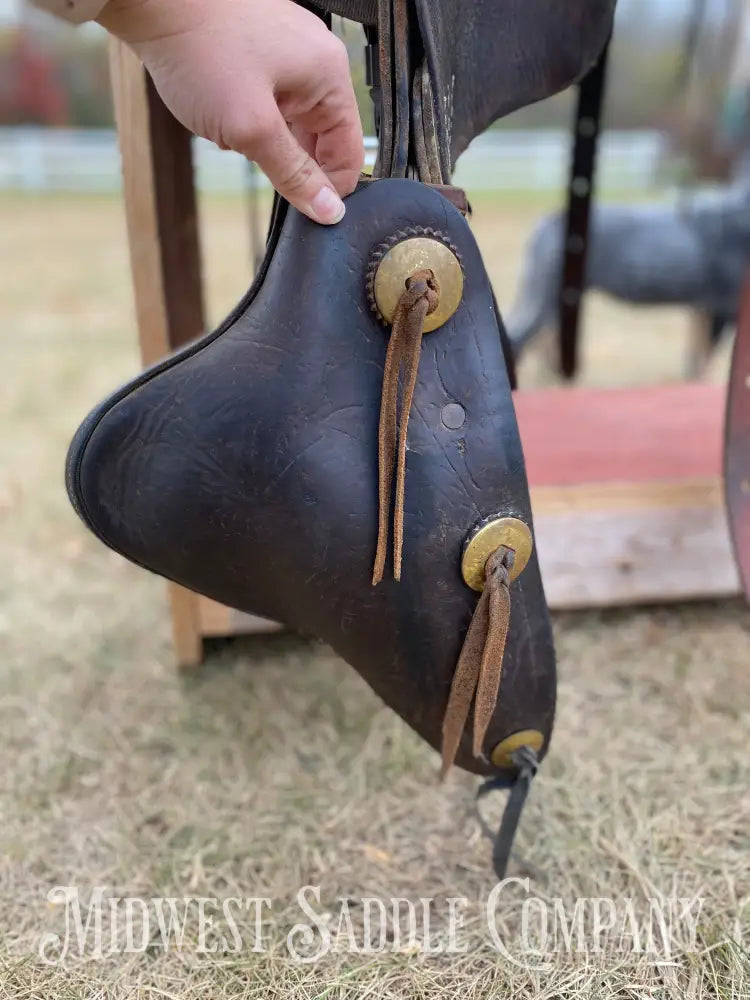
xmin=247 ymin=161 xmax=266 ymax=274
xmin=726 ymin=0 xmax=750 ymax=91
xmin=108 ymin=40 xmax=281 ymax=665
xmin=108 ymin=39 xmax=205 ymax=667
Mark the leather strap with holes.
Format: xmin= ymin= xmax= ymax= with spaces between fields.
xmin=558 ymin=39 xmax=611 ymax=380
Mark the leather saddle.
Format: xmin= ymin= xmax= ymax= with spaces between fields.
xmin=67 ymin=0 xmax=616 ymax=874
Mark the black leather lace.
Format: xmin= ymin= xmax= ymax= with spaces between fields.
xmin=476 ymin=744 xmax=539 ymax=880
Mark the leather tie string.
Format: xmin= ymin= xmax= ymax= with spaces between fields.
xmin=372 ymin=268 xmax=440 ymax=585
xmin=476 ymin=744 xmax=539 ymax=879
xmin=440 ymin=547 xmax=514 ymax=778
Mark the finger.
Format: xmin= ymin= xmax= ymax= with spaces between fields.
xmin=315 ymin=117 xmax=364 ymax=197
xmin=291 ymin=120 xmax=360 ymax=200
xmin=293 ymin=87 xmax=364 ymax=198
xmin=289 ymin=122 xmax=317 ymax=160
xmin=252 ymin=111 xmax=346 ymax=224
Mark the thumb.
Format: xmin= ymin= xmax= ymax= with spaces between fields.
xmin=252 ymin=111 xmax=346 ymax=225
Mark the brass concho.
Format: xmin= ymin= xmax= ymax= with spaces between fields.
xmin=367 ymin=230 xmax=464 ymax=333
xmin=491 ymin=729 xmax=545 ymax=769
xmin=461 ymin=516 xmax=533 ymax=591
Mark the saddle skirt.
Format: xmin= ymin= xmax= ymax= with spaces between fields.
xmin=67 ymin=0 xmax=617 ymax=873
xmin=67 ymin=179 xmax=556 ymax=777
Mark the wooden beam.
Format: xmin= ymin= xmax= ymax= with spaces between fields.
xmin=109 ymin=40 xmax=281 ymax=664
xmin=198 ymin=598 xmax=282 ymax=639
xmin=517 ymin=383 xmax=740 ymax=608
xmin=531 ymin=477 xmax=739 ymax=608
xmin=109 ymin=39 xmax=204 ymax=363
xmin=108 ymin=39 xmax=205 ymax=667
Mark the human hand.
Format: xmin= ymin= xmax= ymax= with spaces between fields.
xmin=99 ymin=0 xmax=364 ymax=224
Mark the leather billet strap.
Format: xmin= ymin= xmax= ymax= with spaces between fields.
xmin=725 ymin=266 xmax=750 ymax=603
xmin=371 ymin=0 xmax=445 ymax=183
xmin=557 ymin=39 xmax=611 ymax=380
xmin=319 ymin=0 xmax=618 ymax=179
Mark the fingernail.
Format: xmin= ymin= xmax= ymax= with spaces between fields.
xmin=310 ymin=186 xmax=345 ymax=225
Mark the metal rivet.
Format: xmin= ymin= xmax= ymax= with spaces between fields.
xmin=491 ymin=729 xmax=545 ymax=769
xmin=562 ymin=287 xmax=580 ymax=307
xmin=578 ymin=117 xmax=597 ymax=137
xmin=566 ymin=234 xmax=586 ymax=254
xmin=372 ymin=236 xmax=463 ymax=333
xmin=441 ymin=402 xmax=465 ymax=429
xmin=461 ymin=516 xmax=533 ymax=591
xmin=744 ymin=374 xmax=750 ymax=390
xmin=571 ymin=176 xmax=590 ymax=197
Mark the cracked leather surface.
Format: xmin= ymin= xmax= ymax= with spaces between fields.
xmin=67 ymin=178 xmax=556 ymax=776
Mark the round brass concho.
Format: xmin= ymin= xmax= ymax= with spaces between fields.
xmin=371 ymin=235 xmax=464 ymax=333
xmin=461 ymin=516 xmax=533 ymax=592
xmin=491 ymin=729 xmax=545 ymax=769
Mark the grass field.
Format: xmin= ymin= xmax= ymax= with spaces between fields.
xmin=0 ymin=191 xmax=748 ymax=998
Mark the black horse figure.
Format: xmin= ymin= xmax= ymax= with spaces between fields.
xmin=507 ymin=175 xmax=750 ymax=378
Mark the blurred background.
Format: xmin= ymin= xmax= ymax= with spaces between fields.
xmin=1 ymin=0 xmax=749 ymax=194
xmin=2 ymin=0 xmax=750 ymax=384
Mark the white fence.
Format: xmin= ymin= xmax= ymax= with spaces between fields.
xmin=0 ymin=126 xmax=665 ymax=194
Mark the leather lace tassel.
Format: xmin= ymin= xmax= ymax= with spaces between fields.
xmin=372 ymin=268 xmax=440 ymax=585
xmin=440 ymin=547 xmax=514 ymax=778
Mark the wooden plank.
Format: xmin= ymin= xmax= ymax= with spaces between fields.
xmin=531 ymin=477 xmax=740 ymax=608
xmin=198 ymin=597 xmax=282 ymax=638
xmin=109 ymin=39 xmax=205 ymax=362
xmin=515 ymin=385 xmax=740 ymax=606
xmin=109 ymin=41 xmax=281 ymax=659
xmin=109 ymin=39 xmax=204 ymax=667
xmin=516 ymin=383 xmax=724 ymax=487
xmin=532 ymin=478 xmax=740 ymax=609
xmin=531 ymin=476 xmax=722 ymax=516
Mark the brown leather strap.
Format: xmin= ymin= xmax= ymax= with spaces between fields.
xmin=357 ymin=174 xmax=469 ymax=215
xmin=440 ymin=547 xmax=513 ymax=778
xmin=558 ymin=39 xmax=610 ymax=379
xmin=725 ymin=267 xmax=750 ymax=602
xmin=373 ymin=268 xmax=440 ymax=584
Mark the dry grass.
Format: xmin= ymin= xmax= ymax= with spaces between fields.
xmin=0 ymin=191 xmax=748 ymax=998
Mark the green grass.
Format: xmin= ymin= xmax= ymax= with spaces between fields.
xmin=0 ymin=193 xmax=746 ymax=998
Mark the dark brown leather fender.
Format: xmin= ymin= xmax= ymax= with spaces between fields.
xmin=66 ymin=178 xmax=556 ymax=777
